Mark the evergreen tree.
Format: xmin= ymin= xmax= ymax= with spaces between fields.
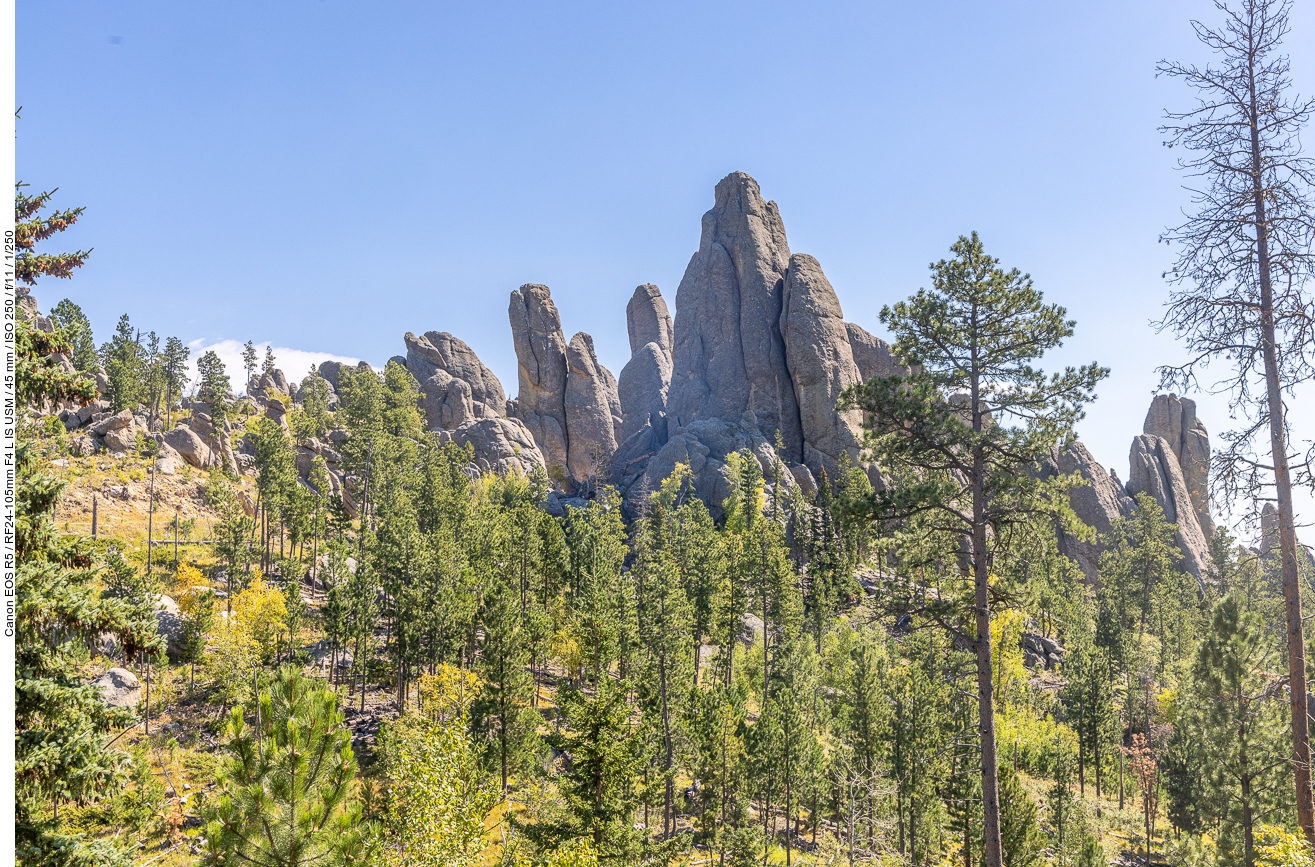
xmin=998 ymin=763 xmax=1045 ymax=867
xmin=15 ymin=183 xmax=91 ymax=286
xmin=839 ymin=233 xmax=1106 ymax=867
xmin=1183 ymin=593 xmax=1290 ymax=867
xmin=13 ymin=188 xmax=159 ymax=867
xmin=535 ymin=680 xmax=644 ymax=863
xmin=101 ymin=313 xmax=144 ymax=412
xmin=263 ymin=344 xmax=277 ymax=377
xmin=472 ymin=577 xmax=540 ymax=792
xmin=204 ymin=666 xmax=368 ymax=867
xmin=161 ymin=336 xmax=191 ymax=428
xmin=243 ymin=340 xmax=259 ymax=390
xmin=48 ymin=298 xmax=97 ymax=372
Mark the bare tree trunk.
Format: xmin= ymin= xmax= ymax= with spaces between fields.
xmin=973 ymin=448 xmax=1004 ymax=867
xmin=1251 ymin=87 xmax=1315 ymax=842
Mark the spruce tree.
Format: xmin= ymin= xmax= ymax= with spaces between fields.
xmin=998 ymin=763 xmax=1045 ymax=867
xmin=14 ymin=188 xmax=159 ymax=867
xmin=101 ymin=313 xmax=144 ymax=412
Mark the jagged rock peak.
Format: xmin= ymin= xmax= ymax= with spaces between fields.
xmin=565 ymin=332 xmax=621 ymax=484
xmin=1143 ymin=393 xmax=1213 ymax=538
xmin=1127 ymin=433 xmax=1211 ymax=586
xmin=508 ymin=284 xmax=570 ymax=479
xmin=627 ymin=284 xmax=673 ymax=359
xmin=779 ymin=252 xmax=868 ymax=484
xmin=667 ymin=171 xmax=802 ymax=461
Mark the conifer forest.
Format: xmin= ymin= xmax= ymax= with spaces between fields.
xmin=11 ymin=1 xmax=1315 ymax=866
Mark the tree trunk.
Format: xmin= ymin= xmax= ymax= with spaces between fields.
xmin=973 ymin=460 xmax=1004 ymax=867
xmin=1250 ymin=82 xmax=1315 ymax=842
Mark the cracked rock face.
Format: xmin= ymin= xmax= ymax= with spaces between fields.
xmin=403 ymin=331 xmax=506 ymax=430
xmin=618 ymin=284 xmax=674 ymax=446
xmin=508 ymin=284 xmax=571 ymax=480
xmin=1142 ymin=394 xmax=1213 ymax=538
xmin=1127 ymin=433 xmax=1211 ymax=585
xmin=780 ymin=252 xmax=868 ymax=485
xmin=667 ymin=172 xmax=803 ymax=461
xmin=1038 ymin=441 xmax=1135 ymax=583
xmin=565 ymin=332 xmax=620 ymax=484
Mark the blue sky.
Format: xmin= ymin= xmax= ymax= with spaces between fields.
xmin=17 ymin=1 xmax=1315 ymax=534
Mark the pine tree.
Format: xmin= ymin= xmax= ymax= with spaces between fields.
xmin=204 ymin=666 xmax=368 ymax=867
xmin=48 ymin=299 xmax=97 ymax=372
xmin=101 ymin=313 xmax=144 ymax=412
xmin=838 ymin=233 xmax=1106 ymax=867
xmin=998 ymin=763 xmax=1045 ymax=867
xmin=243 ymin=340 xmax=259 ymax=391
xmin=535 ymin=679 xmax=644 ymax=863
xmin=15 ymin=183 xmax=91 ymax=286
xmin=472 ymin=577 xmax=539 ymax=792
xmin=1183 ymin=593 xmax=1289 ymax=867
xmin=263 ymin=344 xmax=277 ymax=377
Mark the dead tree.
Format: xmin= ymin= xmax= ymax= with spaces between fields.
xmin=1156 ymin=0 xmax=1315 ymax=842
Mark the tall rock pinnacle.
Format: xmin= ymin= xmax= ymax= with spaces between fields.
xmin=667 ymin=171 xmax=804 ymax=461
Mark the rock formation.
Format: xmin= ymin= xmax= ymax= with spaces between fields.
xmin=667 ymin=172 xmax=803 ymax=461
xmin=845 ymin=323 xmax=900 ymax=383
xmin=1127 ymin=433 xmax=1211 ymax=585
xmin=617 ymin=284 xmax=674 ymax=445
xmin=1037 ymin=442 xmax=1135 ymax=582
xmin=508 ymin=284 xmax=571 ymax=478
xmin=779 ymin=253 xmax=868 ymax=484
xmin=403 ymin=330 xmax=506 ymax=430
xmin=565 ymin=333 xmax=620 ymax=483
xmin=1143 ymin=394 xmax=1213 ymax=538
xmin=437 ymin=417 xmax=548 ymax=478
xmin=507 ymin=284 xmax=620 ymax=488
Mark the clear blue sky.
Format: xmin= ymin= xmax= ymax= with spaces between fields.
xmin=17 ymin=0 xmax=1315 ymax=534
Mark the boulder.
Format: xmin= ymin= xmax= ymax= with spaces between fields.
xmin=441 ymin=416 xmax=548 ymax=479
xmin=667 ymin=172 xmax=803 ymax=463
xmin=103 ymin=425 xmax=138 ymax=454
xmin=68 ymin=436 xmax=96 ymax=458
xmin=565 ymin=333 xmax=620 ymax=483
xmin=154 ymin=594 xmax=186 ymax=658
xmin=91 ymin=409 xmax=134 ymax=435
xmin=508 ymin=284 xmax=570 ymax=479
xmin=92 ymin=667 xmax=142 ymax=709
xmin=1127 ymin=434 xmax=1211 ymax=586
xmin=1143 ymin=394 xmax=1213 ymax=538
xmin=265 ymin=399 xmax=289 ymax=430
xmin=403 ymin=331 xmax=506 ymax=423
xmin=779 ymin=253 xmax=868 ymax=484
xmin=163 ymin=427 xmax=214 ymax=469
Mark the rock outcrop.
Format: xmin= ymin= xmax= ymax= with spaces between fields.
xmin=565 ymin=333 xmax=620 ymax=483
xmin=438 ymin=416 xmax=548 ymax=478
xmin=508 ymin=284 xmax=571 ymax=479
xmin=1143 ymin=394 xmax=1213 ymax=538
xmin=403 ymin=331 xmax=506 ymax=430
xmin=845 ymin=323 xmax=900 ymax=383
xmin=1127 ymin=434 xmax=1211 ymax=585
xmin=779 ymin=253 xmax=868 ymax=484
xmin=667 ymin=172 xmax=803 ymax=461
xmin=617 ymin=284 xmax=674 ymax=448
xmin=624 ymin=412 xmax=801 ymax=519
xmin=1038 ymin=441 xmax=1135 ymax=582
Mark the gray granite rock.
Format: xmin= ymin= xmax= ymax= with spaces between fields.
xmin=508 ymin=284 xmax=570 ymax=480
xmin=667 ymin=172 xmax=803 ymax=462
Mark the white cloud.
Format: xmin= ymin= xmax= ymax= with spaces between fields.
xmin=184 ymin=339 xmax=365 ymax=396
